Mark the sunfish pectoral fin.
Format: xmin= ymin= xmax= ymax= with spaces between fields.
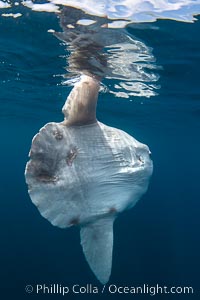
xmin=80 ymin=217 xmax=115 ymax=284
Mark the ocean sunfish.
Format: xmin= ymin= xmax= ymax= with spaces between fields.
xmin=25 ymin=75 xmax=153 ymax=284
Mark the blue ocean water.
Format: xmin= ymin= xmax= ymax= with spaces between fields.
xmin=0 ymin=8 xmax=200 ymax=299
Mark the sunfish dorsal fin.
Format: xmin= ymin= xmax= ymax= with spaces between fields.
xmin=80 ymin=217 xmax=115 ymax=284
xmin=62 ymin=75 xmax=99 ymax=126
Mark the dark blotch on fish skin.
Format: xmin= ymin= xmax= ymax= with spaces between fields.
xmin=36 ymin=173 xmax=58 ymax=183
xmin=109 ymin=207 xmax=117 ymax=214
xmin=69 ymin=216 xmax=80 ymax=226
xmin=53 ymin=130 xmax=63 ymax=141
xmin=27 ymin=156 xmax=58 ymax=184
xmin=135 ymin=153 xmax=144 ymax=165
xmin=66 ymin=146 xmax=78 ymax=166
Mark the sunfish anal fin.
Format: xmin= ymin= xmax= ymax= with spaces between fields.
xmin=80 ymin=217 xmax=115 ymax=284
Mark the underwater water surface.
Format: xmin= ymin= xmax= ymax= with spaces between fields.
xmin=0 ymin=4 xmax=200 ymax=300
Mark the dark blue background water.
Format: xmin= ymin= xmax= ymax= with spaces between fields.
xmin=0 ymin=8 xmax=200 ymax=299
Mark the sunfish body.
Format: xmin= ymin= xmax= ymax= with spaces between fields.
xmin=25 ymin=75 xmax=153 ymax=284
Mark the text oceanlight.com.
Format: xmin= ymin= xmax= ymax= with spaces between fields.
xmin=25 ymin=283 xmax=194 ymax=296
